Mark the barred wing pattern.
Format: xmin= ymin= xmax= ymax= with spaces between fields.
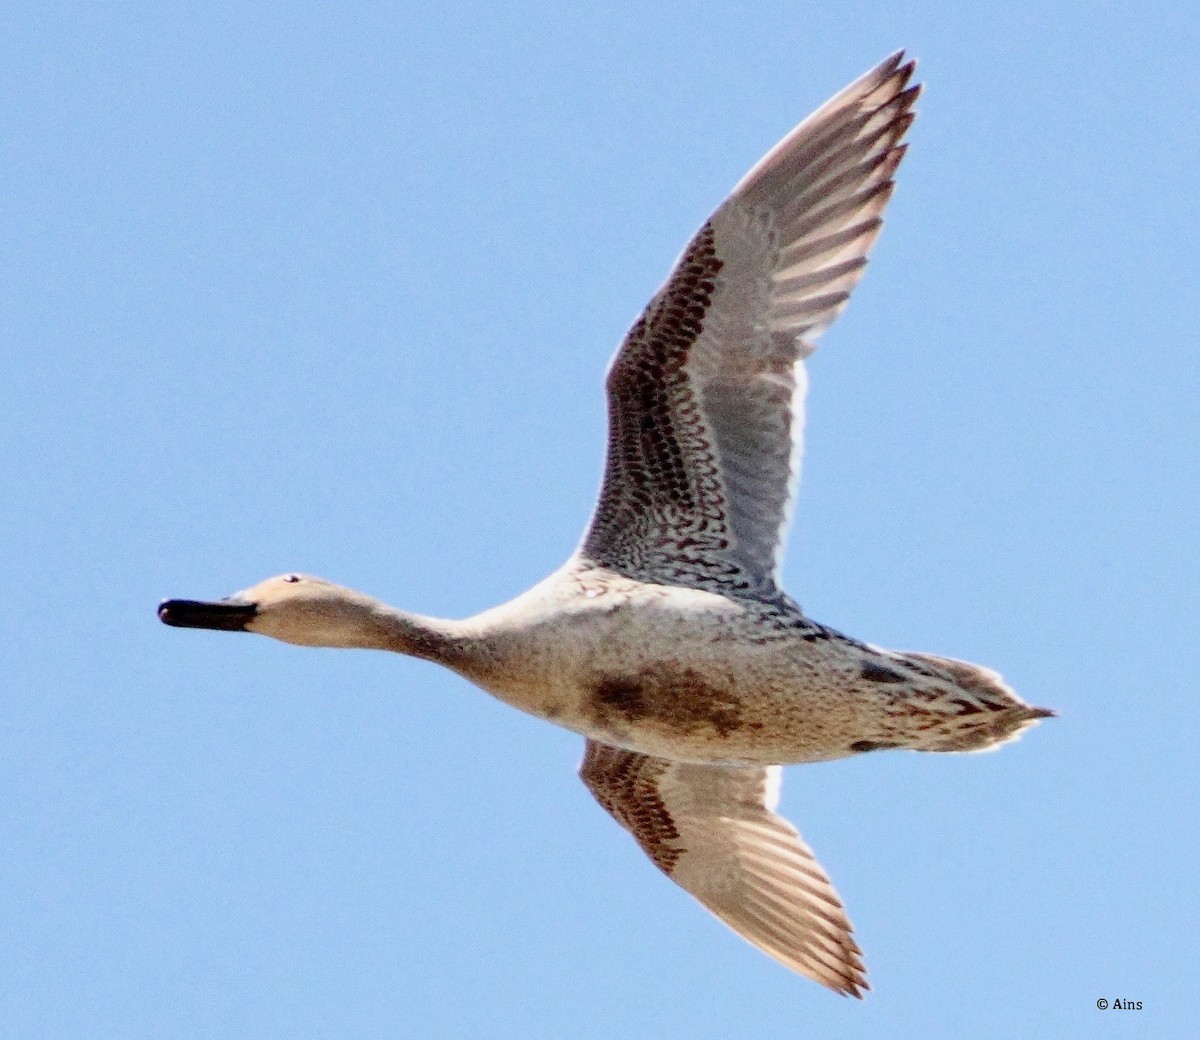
xmin=580 ymin=740 xmax=866 ymax=996
xmin=581 ymin=53 xmax=919 ymax=595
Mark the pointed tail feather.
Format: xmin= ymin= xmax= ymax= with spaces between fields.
xmin=898 ymin=651 xmax=1055 ymax=752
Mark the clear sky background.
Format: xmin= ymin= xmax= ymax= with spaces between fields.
xmin=3 ymin=2 xmax=1197 ymax=1037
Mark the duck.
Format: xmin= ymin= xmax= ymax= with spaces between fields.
xmin=159 ymin=51 xmax=1052 ymax=997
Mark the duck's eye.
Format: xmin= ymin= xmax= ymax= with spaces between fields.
xmin=283 ymin=574 xmax=302 ymax=584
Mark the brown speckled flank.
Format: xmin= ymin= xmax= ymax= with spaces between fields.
xmin=160 ymin=52 xmax=1052 ymax=998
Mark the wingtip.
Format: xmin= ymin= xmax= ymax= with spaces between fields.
xmin=884 ymin=54 xmax=920 ymax=104
xmin=897 ymin=82 xmax=923 ymax=108
xmin=879 ymin=49 xmax=917 ymax=79
xmin=836 ymin=972 xmax=870 ymax=999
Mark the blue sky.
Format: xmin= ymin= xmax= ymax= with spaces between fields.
xmin=3 ymin=2 xmax=1197 ymax=1037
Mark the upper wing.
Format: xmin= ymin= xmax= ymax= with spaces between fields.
xmin=580 ymin=740 xmax=866 ymax=996
xmin=580 ymin=53 xmax=918 ymax=596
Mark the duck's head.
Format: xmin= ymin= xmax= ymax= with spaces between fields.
xmin=158 ymin=573 xmax=384 ymax=648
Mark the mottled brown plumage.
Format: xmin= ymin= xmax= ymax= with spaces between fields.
xmin=160 ymin=52 xmax=1052 ymax=997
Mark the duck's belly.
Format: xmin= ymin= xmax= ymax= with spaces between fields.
xmin=460 ymin=593 xmax=886 ymax=765
xmin=563 ymin=648 xmax=875 ymax=765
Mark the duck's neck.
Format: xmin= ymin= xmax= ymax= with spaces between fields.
xmin=357 ymin=602 xmax=470 ymax=663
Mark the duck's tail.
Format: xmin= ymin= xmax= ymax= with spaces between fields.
xmin=894 ymin=651 xmax=1055 ymax=753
